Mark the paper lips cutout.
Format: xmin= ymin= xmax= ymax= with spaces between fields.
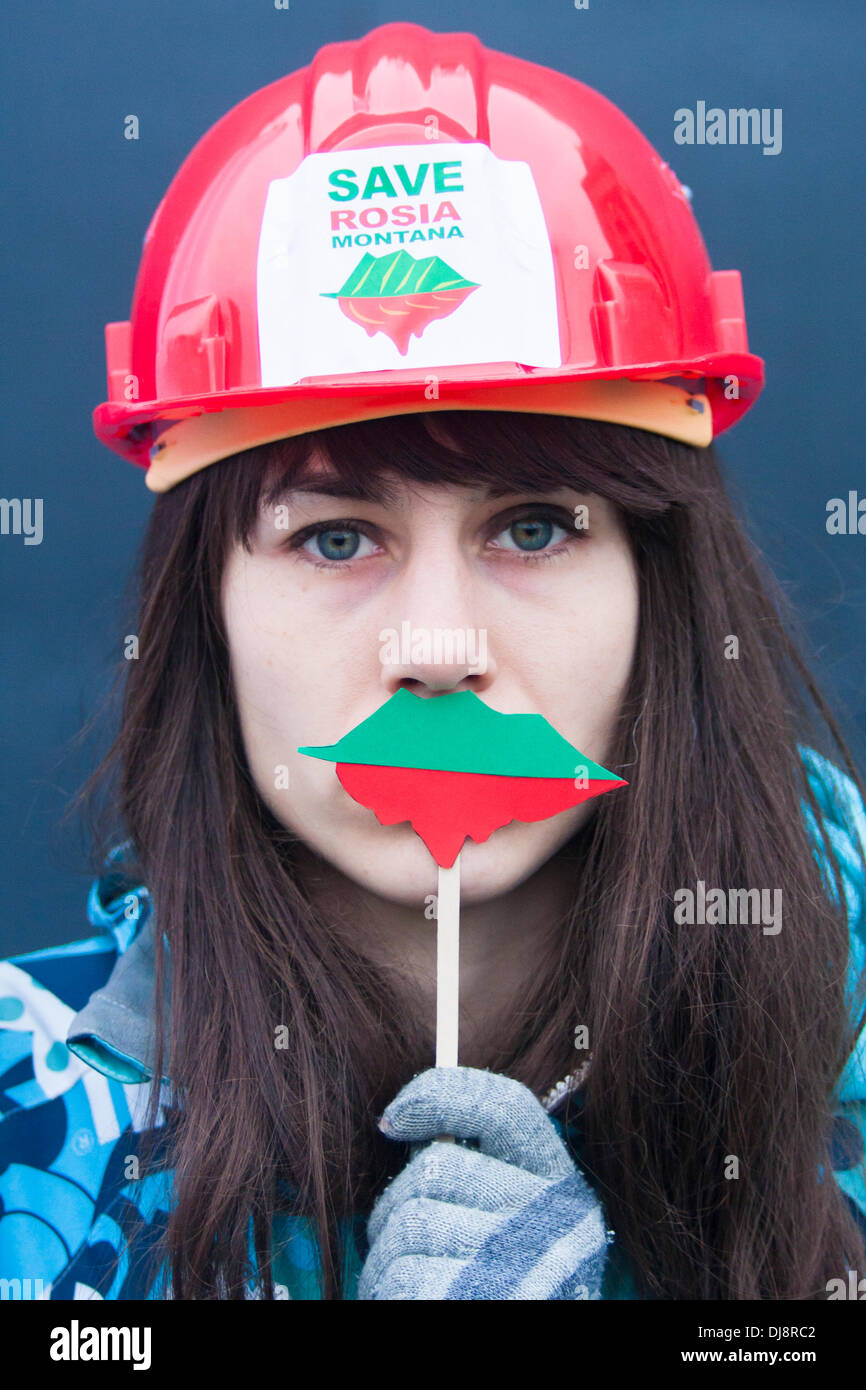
xmin=298 ymin=688 xmax=627 ymax=868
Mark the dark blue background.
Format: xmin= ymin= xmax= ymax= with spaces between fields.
xmin=1 ymin=0 xmax=864 ymax=955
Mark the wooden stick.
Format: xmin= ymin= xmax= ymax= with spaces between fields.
xmin=435 ymin=851 xmax=461 ymax=1067
xmin=434 ymin=850 xmax=461 ymax=1142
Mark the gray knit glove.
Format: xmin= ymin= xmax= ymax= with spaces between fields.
xmin=358 ymin=1066 xmax=612 ymax=1300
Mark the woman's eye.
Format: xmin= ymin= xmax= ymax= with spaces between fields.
xmin=301 ymin=526 xmax=378 ymax=563
xmin=490 ymin=515 xmax=571 ymax=553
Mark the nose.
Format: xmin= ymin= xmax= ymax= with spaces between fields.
xmin=377 ymin=556 xmax=497 ymax=696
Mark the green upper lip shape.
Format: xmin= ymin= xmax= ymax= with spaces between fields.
xmin=320 ymin=249 xmax=479 ymax=299
xmin=298 ymin=687 xmax=624 ymax=780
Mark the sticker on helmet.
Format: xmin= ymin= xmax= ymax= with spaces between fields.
xmin=256 ymin=142 xmax=562 ymax=385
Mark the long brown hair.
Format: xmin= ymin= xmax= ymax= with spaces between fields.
xmin=86 ymin=409 xmax=866 ymax=1299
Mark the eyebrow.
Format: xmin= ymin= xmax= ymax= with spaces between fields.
xmin=270 ymin=474 xmax=403 ymax=505
xmin=265 ymin=469 xmax=572 ymax=510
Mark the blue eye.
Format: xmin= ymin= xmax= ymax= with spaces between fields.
xmin=302 ymin=527 xmax=376 ymax=562
xmin=492 ymin=516 xmax=569 ymax=553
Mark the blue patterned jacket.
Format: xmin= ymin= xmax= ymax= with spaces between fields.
xmin=1 ymin=747 xmax=865 ymax=1300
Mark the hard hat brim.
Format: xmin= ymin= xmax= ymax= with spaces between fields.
xmin=93 ymin=357 xmax=763 ymax=492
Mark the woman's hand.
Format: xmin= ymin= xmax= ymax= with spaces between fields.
xmin=358 ymin=1066 xmax=613 ymax=1300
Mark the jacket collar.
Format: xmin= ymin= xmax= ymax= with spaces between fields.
xmin=66 ymin=847 xmax=170 ymax=1085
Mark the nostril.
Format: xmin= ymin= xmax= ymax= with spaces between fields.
xmin=398 ymin=679 xmax=476 ymax=697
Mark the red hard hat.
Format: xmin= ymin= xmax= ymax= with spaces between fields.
xmin=92 ymin=21 xmax=764 ymax=492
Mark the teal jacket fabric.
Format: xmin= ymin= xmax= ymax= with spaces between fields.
xmin=1 ymin=747 xmax=865 ymax=1300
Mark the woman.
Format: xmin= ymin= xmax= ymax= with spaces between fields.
xmin=1 ymin=22 xmax=864 ymax=1301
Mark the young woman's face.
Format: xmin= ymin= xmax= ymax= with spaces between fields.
xmin=222 ymin=441 xmax=639 ymax=906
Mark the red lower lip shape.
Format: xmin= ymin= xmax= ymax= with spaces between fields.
xmin=335 ymin=285 xmax=478 ymax=355
xmin=336 ymin=763 xmax=628 ymax=869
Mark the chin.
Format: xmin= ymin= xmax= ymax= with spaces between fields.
xmin=287 ymin=801 xmax=585 ymax=908
xmin=455 ymin=814 xmax=584 ymax=903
